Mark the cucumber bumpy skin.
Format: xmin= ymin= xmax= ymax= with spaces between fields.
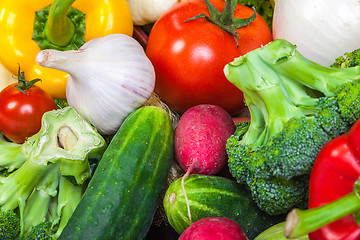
xmin=59 ymin=106 xmax=174 ymax=240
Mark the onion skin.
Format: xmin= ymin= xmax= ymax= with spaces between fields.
xmin=126 ymin=0 xmax=181 ymax=25
xmin=273 ymin=0 xmax=360 ymax=66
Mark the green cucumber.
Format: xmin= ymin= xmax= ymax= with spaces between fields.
xmin=59 ymin=106 xmax=174 ymax=240
xmin=164 ymin=174 xmax=285 ymax=240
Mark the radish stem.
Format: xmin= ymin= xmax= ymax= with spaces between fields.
xmin=181 ymin=163 xmax=195 ymax=224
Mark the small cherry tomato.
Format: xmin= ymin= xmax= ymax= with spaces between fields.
xmin=0 ymin=69 xmax=56 ymax=143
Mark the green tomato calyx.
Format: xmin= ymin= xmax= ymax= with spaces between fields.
xmin=185 ymin=0 xmax=257 ymax=48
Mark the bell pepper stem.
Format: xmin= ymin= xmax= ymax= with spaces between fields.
xmin=44 ymin=0 xmax=76 ymax=47
xmin=284 ymin=192 xmax=360 ymax=238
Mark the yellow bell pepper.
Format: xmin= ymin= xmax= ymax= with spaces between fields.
xmin=0 ymin=0 xmax=133 ymax=99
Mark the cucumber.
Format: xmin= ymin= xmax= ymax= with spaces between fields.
xmin=163 ymin=174 xmax=285 ymax=240
xmin=59 ymin=106 xmax=174 ymax=240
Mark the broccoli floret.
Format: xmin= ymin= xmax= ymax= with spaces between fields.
xmin=237 ymin=0 xmax=274 ymax=29
xmin=331 ymin=48 xmax=360 ymax=68
xmin=22 ymin=222 xmax=52 ymax=240
xmin=265 ymin=117 xmax=330 ymax=179
xmin=0 ymin=210 xmax=20 ymax=239
xmin=0 ymin=107 xmax=107 ymax=239
xmin=246 ymin=174 xmax=309 ymax=215
xmin=224 ymin=39 xmax=360 ymax=215
xmin=54 ymin=99 xmax=69 ymax=109
xmin=226 ymin=124 xmax=269 ymax=183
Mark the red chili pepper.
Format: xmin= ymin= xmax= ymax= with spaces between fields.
xmin=283 ymin=119 xmax=360 ymax=239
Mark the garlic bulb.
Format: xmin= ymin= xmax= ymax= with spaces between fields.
xmin=36 ymin=34 xmax=155 ymax=135
xmin=273 ymin=0 xmax=360 ymax=66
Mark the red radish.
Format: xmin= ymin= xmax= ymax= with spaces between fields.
xmin=179 ymin=217 xmax=248 ymax=240
xmin=174 ymin=104 xmax=236 ymax=224
xmin=174 ymin=104 xmax=236 ymax=175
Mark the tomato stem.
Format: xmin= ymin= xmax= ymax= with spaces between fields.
xmin=220 ymin=0 xmax=237 ymax=25
xmin=15 ymin=66 xmax=41 ymax=95
xmin=184 ymin=0 xmax=257 ymax=47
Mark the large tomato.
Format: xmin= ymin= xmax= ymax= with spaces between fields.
xmin=146 ymin=0 xmax=273 ymax=115
xmin=0 ymin=81 xmax=56 ymax=143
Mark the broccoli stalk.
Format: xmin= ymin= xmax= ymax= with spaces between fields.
xmin=224 ymin=39 xmax=360 ymax=215
xmin=0 ymin=106 xmax=107 ymax=239
xmin=0 ymin=134 xmax=27 ymax=172
xmin=21 ymin=167 xmax=59 ymax=232
xmin=52 ymin=176 xmax=84 ymax=239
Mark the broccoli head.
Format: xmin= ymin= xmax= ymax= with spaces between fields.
xmin=0 ymin=210 xmax=20 ymax=239
xmin=0 ymin=107 xmax=107 ymax=239
xmin=22 ymin=222 xmax=52 ymax=240
xmin=331 ymin=48 xmax=360 ymax=68
xmin=246 ymin=174 xmax=309 ymax=215
xmin=224 ymin=39 xmax=360 ymax=215
xmin=54 ymin=99 xmax=69 ymax=109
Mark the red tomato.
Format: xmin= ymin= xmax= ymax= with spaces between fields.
xmin=0 ymin=83 xmax=57 ymax=143
xmin=146 ymin=0 xmax=272 ymax=115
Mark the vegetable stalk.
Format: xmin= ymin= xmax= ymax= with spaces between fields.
xmin=285 ymin=188 xmax=360 ymax=238
xmin=44 ymin=0 xmax=76 ymax=47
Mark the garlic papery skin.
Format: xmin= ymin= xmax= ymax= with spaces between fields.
xmin=273 ymin=0 xmax=360 ymax=66
xmin=36 ymin=34 xmax=155 ymax=135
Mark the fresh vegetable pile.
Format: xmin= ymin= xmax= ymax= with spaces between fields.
xmin=0 ymin=0 xmax=359 ymax=239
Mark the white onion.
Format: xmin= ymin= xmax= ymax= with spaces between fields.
xmin=273 ymin=0 xmax=360 ymax=66
xmin=126 ymin=0 xmax=181 ymax=26
xmin=36 ymin=34 xmax=155 ymax=135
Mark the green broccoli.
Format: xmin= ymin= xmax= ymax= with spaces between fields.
xmin=237 ymin=0 xmax=274 ymax=29
xmin=0 ymin=107 xmax=107 ymax=239
xmin=331 ymin=48 xmax=360 ymax=68
xmin=54 ymin=99 xmax=69 ymax=109
xmin=53 ymin=99 xmax=115 ymax=145
xmin=0 ymin=210 xmax=20 ymax=239
xmin=224 ymin=39 xmax=360 ymax=215
xmin=0 ymin=134 xmax=27 ymax=172
xmin=22 ymin=222 xmax=53 ymax=240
